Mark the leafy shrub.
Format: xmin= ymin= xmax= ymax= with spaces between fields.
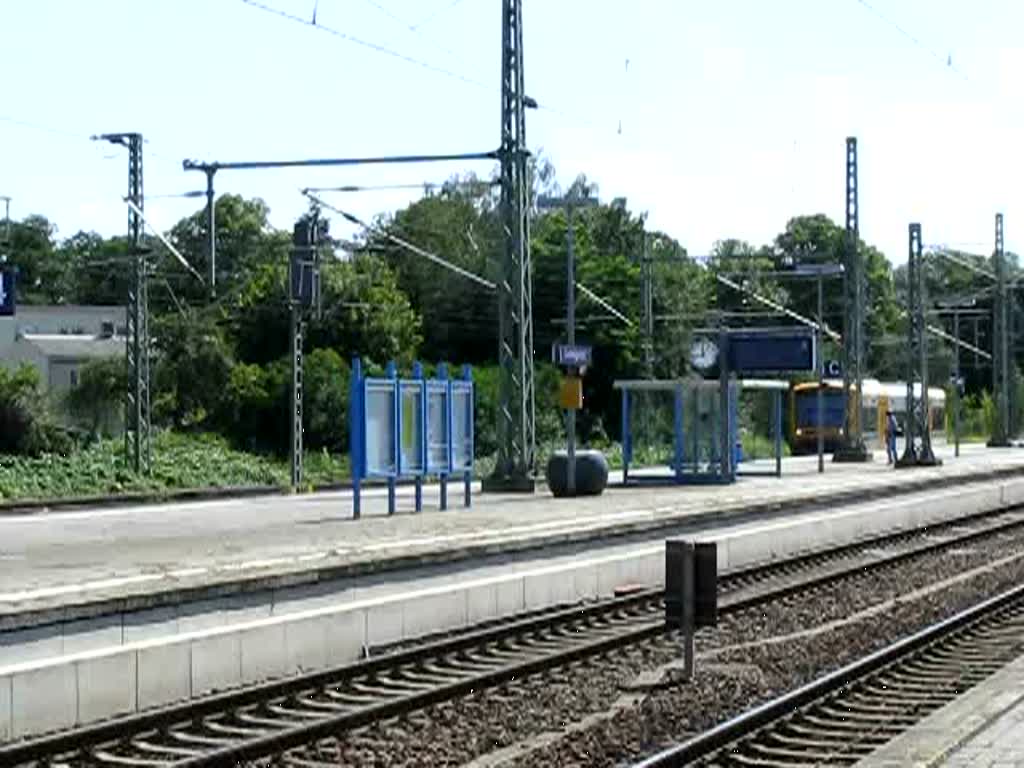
xmin=65 ymin=357 xmax=125 ymax=436
xmin=303 ymin=348 xmax=350 ymax=452
xmin=217 ymin=360 xmax=288 ymax=453
xmin=0 ymin=364 xmax=71 ymax=456
xmin=153 ymin=313 xmax=233 ymax=428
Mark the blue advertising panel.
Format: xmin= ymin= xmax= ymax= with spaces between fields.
xmin=363 ymin=379 xmax=396 ymax=477
xmin=0 ymin=268 xmax=15 ymax=317
xmin=727 ymin=331 xmax=816 ymax=374
xmin=451 ymin=381 xmax=474 ymax=471
xmin=399 ymin=380 xmax=425 ymax=475
xmin=351 ymin=359 xmax=475 ymax=516
xmin=425 ymin=381 xmax=450 ymax=474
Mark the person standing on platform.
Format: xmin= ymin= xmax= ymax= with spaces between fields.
xmin=885 ymin=409 xmax=899 ymax=465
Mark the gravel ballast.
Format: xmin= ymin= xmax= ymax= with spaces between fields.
xmin=288 ymin=527 xmax=1024 ymax=768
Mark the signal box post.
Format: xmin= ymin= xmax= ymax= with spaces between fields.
xmin=665 ymin=540 xmax=718 ymax=679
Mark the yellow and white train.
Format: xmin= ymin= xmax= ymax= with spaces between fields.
xmin=789 ymin=378 xmax=946 ymax=454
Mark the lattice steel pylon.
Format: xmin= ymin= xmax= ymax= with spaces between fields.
xmin=989 ymin=212 xmax=1012 ymax=447
xmin=897 ymin=223 xmax=939 ymax=467
xmin=834 ymin=136 xmax=871 ymax=462
xmin=99 ymin=132 xmax=150 ymax=474
xmin=640 ymin=234 xmax=654 ymax=378
xmin=485 ymin=0 xmax=536 ymax=491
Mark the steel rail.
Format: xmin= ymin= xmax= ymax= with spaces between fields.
xmin=632 ymin=582 xmax=1024 ymax=767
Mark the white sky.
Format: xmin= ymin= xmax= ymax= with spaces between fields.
xmin=2 ymin=0 xmax=1023 ymax=265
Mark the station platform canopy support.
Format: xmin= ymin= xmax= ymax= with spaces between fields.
xmin=615 ymin=378 xmax=787 ymax=486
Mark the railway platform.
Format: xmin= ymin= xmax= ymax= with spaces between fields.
xmin=856 ymin=651 xmax=1024 ymax=767
xmin=1 ymin=442 xmax=1023 ymax=630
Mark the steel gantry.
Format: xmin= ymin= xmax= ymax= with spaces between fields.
xmin=485 ymin=0 xmax=536 ymax=491
xmin=897 ymin=223 xmax=940 ymax=467
xmin=834 ymin=137 xmax=871 ymax=462
xmin=96 ymin=132 xmax=151 ymax=475
xmin=183 ymin=2 xmax=536 ymax=492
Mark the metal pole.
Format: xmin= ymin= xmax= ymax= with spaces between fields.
xmin=641 ymin=234 xmax=654 ymax=377
xmin=290 ymin=303 xmax=303 ymax=488
xmin=954 ymin=309 xmax=961 ymax=457
xmin=485 ymin=0 xmax=535 ymax=493
xmin=774 ymin=391 xmax=782 ymax=478
xmin=817 ymin=271 xmax=824 ymax=473
xmin=566 ymin=205 xmax=577 ymax=496
xmin=680 ymin=541 xmax=695 ymax=680
xmin=205 ymin=169 xmax=216 ymax=297
xmin=990 ymin=213 xmax=1010 ymax=447
xmin=835 ymin=137 xmax=870 ymax=462
xmin=0 ymin=197 xmax=10 ymax=261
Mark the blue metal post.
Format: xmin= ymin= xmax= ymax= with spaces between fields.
xmin=438 ymin=363 xmax=449 ymax=511
xmin=386 ymin=361 xmax=398 ymax=515
xmin=774 ymin=390 xmax=783 ymax=478
xmin=350 ymin=357 xmax=363 ymax=520
xmin=621 ymin=388 xmax=631 ymax=484
xmin=673 ymin=384 xmax=684 ymax=480
xmin=463 ymin=364 xmax=473 ymax=508
xmin=412 ymin=361 xmax=424 ymax=513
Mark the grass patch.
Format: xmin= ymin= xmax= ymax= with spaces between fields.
xmin=0 ymin=431 xmax=349 ymax=503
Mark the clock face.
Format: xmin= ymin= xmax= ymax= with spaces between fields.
xmin=690 ymin=338 xmax=718 ymax=369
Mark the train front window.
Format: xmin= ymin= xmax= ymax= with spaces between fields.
xmin=795 ymin=391 xmax=845 ymax=428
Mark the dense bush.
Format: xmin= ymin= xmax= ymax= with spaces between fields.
xmin=152 ymin=313 xmax=233 ymax=428
xmin=0 ymin=364 xmax=72 ymax=456
xmin=218 ymin=359 xmax=289 ymax=452
xmin=65 ymin=357 xmax=126 ymax=436
xmin=302 ymin=348 xmax=350 ymax=453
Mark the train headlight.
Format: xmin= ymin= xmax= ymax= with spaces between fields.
xmin=795 ymin=428 xmax=803 ymax=436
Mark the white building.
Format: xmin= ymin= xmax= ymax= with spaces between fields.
xmin=0 ymin=306 xmax=126 ymax=391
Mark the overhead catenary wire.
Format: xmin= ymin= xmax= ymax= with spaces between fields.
xmin=357 ymin=0 xmax=469 ymax=63
xmin=927 ymin=246 xmax=996 ymax=281
xmin=851 ymin=0 xmax=968 ymax=81
xmin=714 ymin=272 xmax=841 ymax=341
xmin=123 ymin=199 xmax=205 ymax=283
xmin=411 ymin=0 xmax=469 ymax=30
xmin=240 ymin=0 xmax=491 ymax=92
xmin=303 ymin=191 xmax=496 ymax=289
xmin=305 ymin=179 xmax=499 ymax=194
xmin=575 ymin=282 xmax=634 ymax=327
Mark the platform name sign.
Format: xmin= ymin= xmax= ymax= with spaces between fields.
xmin=554 ymin=344 xmax=592 ymax=370
xmin=0 ymin=267 xmax=15 ymax=317
xmin=726 ymin=330 xmax=816 ymax=374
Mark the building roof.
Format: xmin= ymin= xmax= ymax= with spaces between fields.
xmin=18 ymin=334 xmax=123 ymax=360
xmin=16 ymin=305 xmax=125 ymax=318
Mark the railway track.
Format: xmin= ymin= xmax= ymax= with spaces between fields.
xmin=4 ymin=507 xmax=1024 ymax=768
xmin=633 ymin=581 xmax=1024 ymax=767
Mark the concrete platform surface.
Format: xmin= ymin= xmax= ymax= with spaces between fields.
xmin=1 ymin=443 xmax=1021 ymax=627
xmin=857 ymin=652 xmax=1024 ymax=767
xmin=5 ymin=478 xmax=1020 ymax=740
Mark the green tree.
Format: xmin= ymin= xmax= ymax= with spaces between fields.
xmin=168 ymin=195 xmax=289 ymax=301
xmin=65 ymin=357 xmax=126 ymax=435
xmin=218 ymin=359 xmax=289 ymax=452
xmin=5 ymin=215 xmax=67 ymax=304
xmin=58 ymin=231 xmax=132 ymax=306
xmin=649 ymin=232 xmax=711 ymax=377
xmin=152 ymin=311 xmax=234 ymax=428
xmin=365 ymin=181 xmax=500 ymax=363
xmin=0 ymin=364 xmax=69 ymax=455
xmin=303 ymin=348 xmax=350 ymax=452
